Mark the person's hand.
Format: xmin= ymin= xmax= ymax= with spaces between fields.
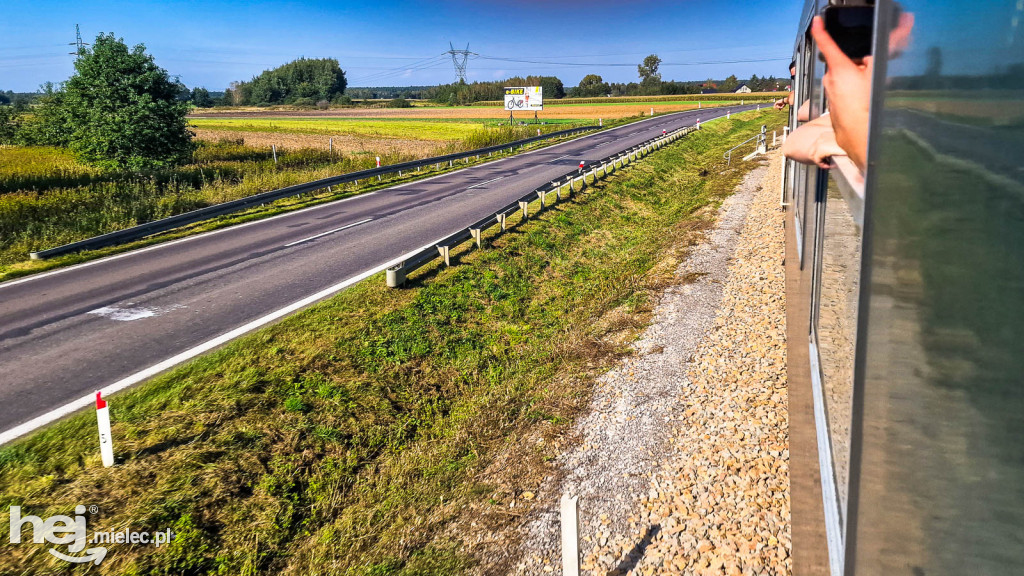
xmin=811 ymin=15 xmax=871 ymax=172
xmin=782 ymin=115 xmax=844 ymax=168
xmin=809 ymin=129 xmax=846 ymax=169
xmin=774 ymin=98 xmax=787 ymax=110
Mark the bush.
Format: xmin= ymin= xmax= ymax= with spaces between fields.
xmin=58 ymin=33 xmax=194 ymax=170
xmin=0 ymin=106 xmax=18 ymax=144
xmin=291 ymin=97 xmax=316 ymax=108
xmin=386 ymin=97 xmax=412 ymax=109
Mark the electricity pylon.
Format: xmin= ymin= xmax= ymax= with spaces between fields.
xmin=69 ymin=24 xmax=89 ymax=57
xmin=447 ymin=42 xmax=471 ymax=83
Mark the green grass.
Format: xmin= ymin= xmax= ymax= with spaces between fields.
xmin=0 ymin=110 xmax=783 ymax=575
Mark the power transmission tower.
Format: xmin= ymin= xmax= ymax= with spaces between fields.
xmin=446 ymin=42 xmax=471 ymax=83
xmin=69 ymin=24 xmax=89 ymax=57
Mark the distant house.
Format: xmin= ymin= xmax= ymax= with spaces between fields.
xmin=734 ymin=83 xmax=752 ymax=94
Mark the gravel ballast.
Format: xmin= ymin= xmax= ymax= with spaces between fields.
xmin=512 ymin=152 xmax=790 ymax=576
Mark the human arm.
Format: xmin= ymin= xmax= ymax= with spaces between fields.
xmin=782 ymin=115 xmax=847 ymax=169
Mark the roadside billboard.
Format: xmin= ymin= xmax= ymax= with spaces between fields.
xmin=504 ymin=86 xmax=543 ymax=111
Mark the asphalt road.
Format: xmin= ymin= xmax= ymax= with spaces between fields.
xmin=0 ymin=104 xmax=762 ymax=441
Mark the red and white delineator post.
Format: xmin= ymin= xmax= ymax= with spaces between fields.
xmin=96 ymin=391 xmax=114 ymax=467
xmin=662 ymin=129 xmax=667 ymax=135
xmin=375 ymin=156 xmax=381 ymax=168
xmin=696 ymin=118 xmax=701 ymax=130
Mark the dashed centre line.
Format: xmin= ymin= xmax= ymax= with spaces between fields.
xmin=283 ymin=218 xmax=374 ymax=247
xmin=467 ymin=176 xmax=505 ymax=189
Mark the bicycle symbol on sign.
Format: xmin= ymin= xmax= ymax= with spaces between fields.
xmin=506 ymin=98 xmax=524 ymax=110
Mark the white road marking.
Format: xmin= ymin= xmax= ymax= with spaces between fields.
xmin=0 ymin=230 xmax=475 ymax=446
xmin=283 ymin=218 xmax=373 ymax=247
xmin=551 ymin=154 xmax=570 ymax=162
xmin=467 ymin=176 xmax=505 ymax=190
xmin=87 ymin=303 xmax=184 ymax=321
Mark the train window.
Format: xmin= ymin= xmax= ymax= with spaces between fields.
xmin=811 ymin=174 xmax=862 ymax=534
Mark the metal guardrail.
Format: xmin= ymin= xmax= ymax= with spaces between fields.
xmin=29 ymin=125 xmax=601 ymax=260
xmin=385 ymin=123 xmax=701 ymax=287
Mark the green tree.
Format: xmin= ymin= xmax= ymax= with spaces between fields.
xmin=721 ymin=74 xmax=739 ymax=92
xmin=536 ymin=76 xmax=565 ymax=99
xmin=638 ymin=54 xmax=662 ymax=95
xmin=236 ymin=58 xmax=347 ymax=105
xmin=59 ymin=33 xmax=193 ymax=170
xmin=576 ymin=74 xmax=609 ymax=97
xmin=190 ymin=87 xmax=214 ymax=108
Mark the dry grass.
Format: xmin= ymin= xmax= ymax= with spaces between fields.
xmin=192 ymin=128 xmax=449 ymax=155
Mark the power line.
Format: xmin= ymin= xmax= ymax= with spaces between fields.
xmin=345 ymin=54 xmax=449 ymax=85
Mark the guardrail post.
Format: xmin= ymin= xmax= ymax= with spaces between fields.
xmin=537 ymin=189 xmax=546 ymax=208
xmin=470 ymin=228 xmax=483 ymax=249
xmin=519 ymin=200 xmax=530 ymax=219
xmin=437 ymin=245 xmax=451 ymax=266
xmin=497 ymin=212 xmax=507 ymax=231
xmin=386 ymin=264 xmax=407 ymax=288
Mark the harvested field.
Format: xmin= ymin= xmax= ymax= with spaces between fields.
xmin=191 ymin=128 xmax=448 ymax=155
xmin=189 ymin=101 xmax=744 ymax=121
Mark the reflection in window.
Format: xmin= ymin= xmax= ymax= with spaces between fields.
xmin=816 ymin=178 xmax=862 ymax=526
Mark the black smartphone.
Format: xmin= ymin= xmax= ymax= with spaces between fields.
xmin=823 ymin=6 xmax=875 ymax=60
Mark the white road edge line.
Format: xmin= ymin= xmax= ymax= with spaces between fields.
xmin=467 ymin=176 xmax=505 ymax=190
xmin=283 ymin=218 xmax=373 ymax=247
xmin=0 ymin=230 xmax=464 ymax=446
xmin=0 ymin=104 xmax=755 ymax=446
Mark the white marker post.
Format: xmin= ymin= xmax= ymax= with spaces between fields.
xmin=560 ymin=493 xmax=580 ymax=576
xmin=697 ymin=119 xmax=701 ymax=130
xmin=599 ymin=118 xmax=602 ymax=127
xmin=537 ymin=128 xmax=541 ymax=136
xmin=375 ymin=156 xmax=381 ymax=168
xmin=650 ymin=107 xmax=654 ymax=116
xmin=95 ymin=391 xmax=114 ymax=467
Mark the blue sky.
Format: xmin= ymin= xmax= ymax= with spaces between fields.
xmin=1 ymin=0 xmax=802 ymax=92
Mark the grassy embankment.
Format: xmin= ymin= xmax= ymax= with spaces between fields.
xmin=0 ymin=120 xmax=590 ymax=280
xmin=0 ymin=109 xmax=783 ymax=575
